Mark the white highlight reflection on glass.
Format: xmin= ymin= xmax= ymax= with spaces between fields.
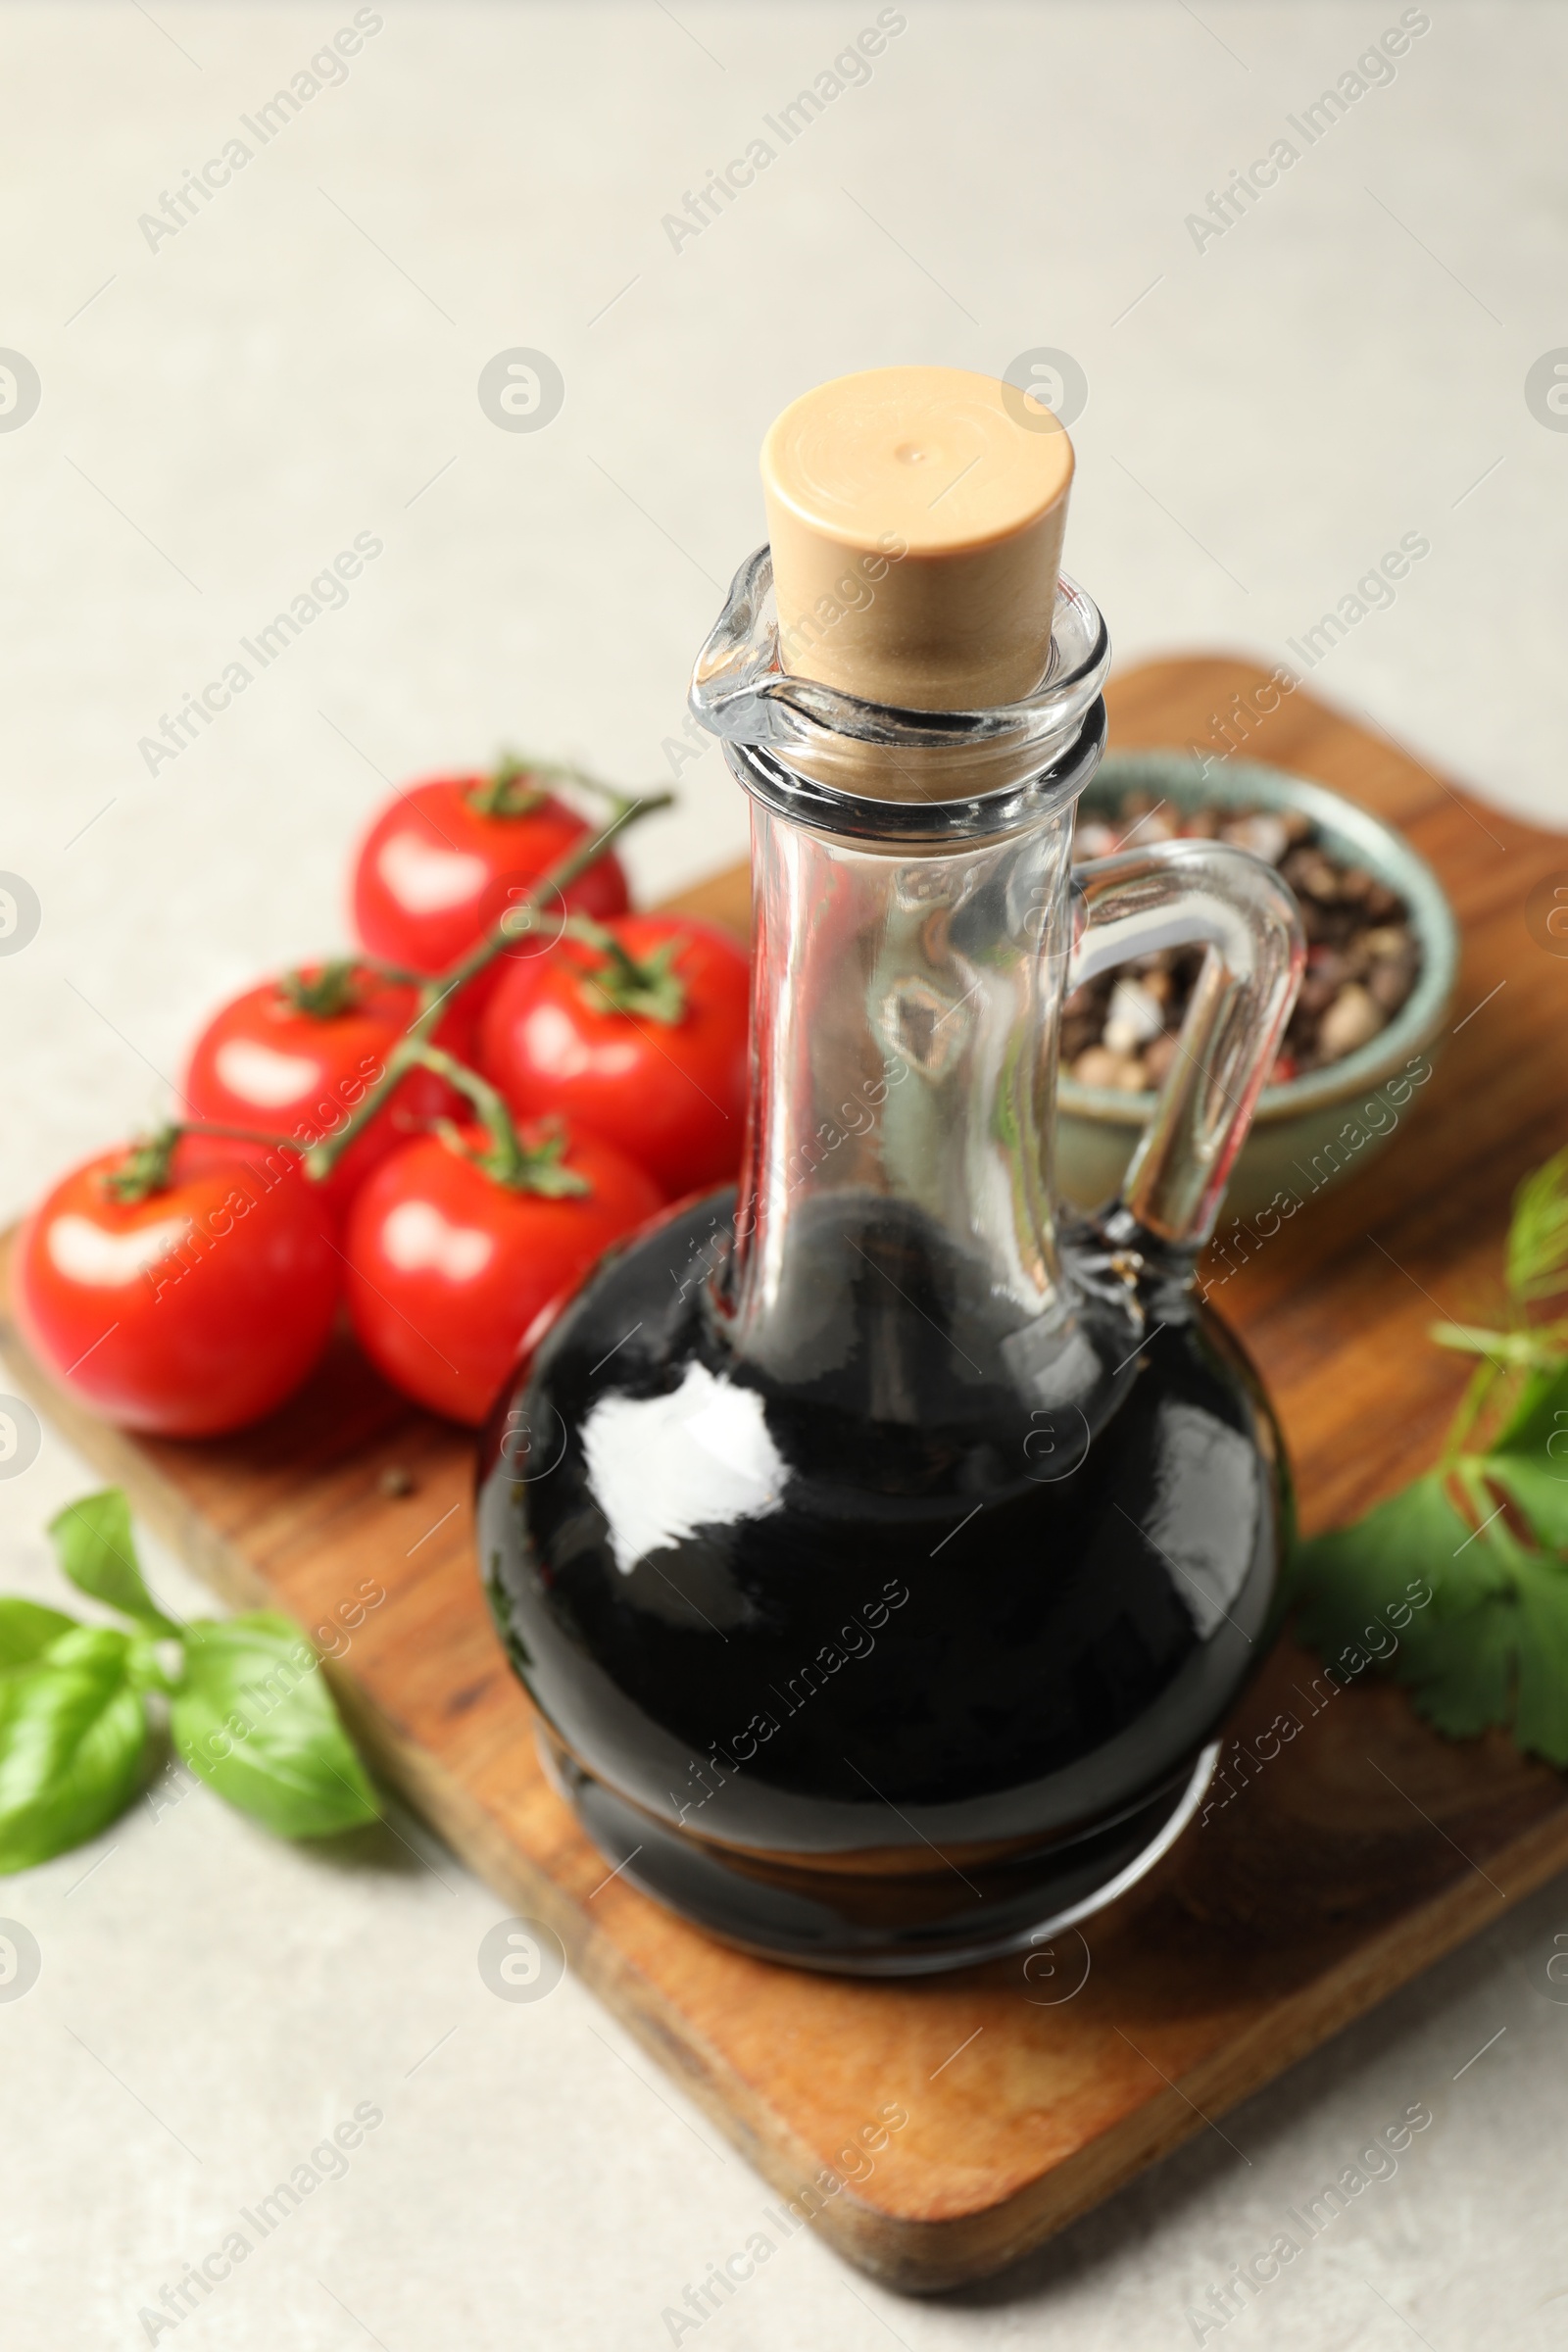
xmin=583 ymin=1360 xmax=788 ymax=1575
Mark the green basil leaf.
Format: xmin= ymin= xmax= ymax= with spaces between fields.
xmin=42 ymin=1625 xmax=133 ymax=1669
xmin=170 ymin=1612 xmax=377 ymax=1838
xmin=0 ymin=1598 xmax=80 ymax=1672
xmin=1486 ymin=1362 xmax=1568 ymax=1550
xmin=0 ymin=1628 xmax=148 ymax=1873
xmin=120 ymin=1636 xmax=177 ymax=1695
xmin=47 ymin=1491 xmax=178 ymax=1636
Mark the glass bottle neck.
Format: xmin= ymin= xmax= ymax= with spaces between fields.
xmin=713 ymin=796 xmax=1081 ymax=1404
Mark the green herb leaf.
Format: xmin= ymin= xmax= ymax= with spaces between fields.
xmin=0 ymin=1598 xmax=80 ymax=1672
xmin=1507 ymin=1144 xmax=1568 ymax=1305
xmin=48 ymin=1491 xmax=178 ymax=1635
xmin=170 ymin=1612 xmax=377 ymax=1838
xmin=1294 ymin=1475 xmax=1470 ymax=1648
xmin=0 ymin=1627 xmax=148 ymax=1873
xmin=1294 ymin=1474 xmax=1517 ymax=1740
xmin=1486 ymin=1361 xmax=1568 ymax=1550
xmin=1398 ymin=1592 xmax=1521 ymax=1743
xmin=1291 ymin=1139 xmax=1568 ymax=1768
xmin=124 ymin=1636 xmax=176 ymax=1695
xmin=1294 ymin=1468 xmax=1568 ymax=1764
xmin=1511 ymin=1544 xmax=1568 ymax=1764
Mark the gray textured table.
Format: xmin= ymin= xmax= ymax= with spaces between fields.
xmin=2 ymin=6 xmax=1566 ymax=2346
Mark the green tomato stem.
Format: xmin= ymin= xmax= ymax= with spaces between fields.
xmin=1442 ymin=1360 xmax=1499 ymax=1468
xmin=559 ymin=913 xmax=689 ymax=1025
xmin=272 ymin=956 xmax=429 ymax=1013
xmin=275 ymin=958 xmax=367 ymax=1019
xmin=466 ymin=751 xmax=633 ymax=820
xmin=465 ymin=753 xmax=548 ymax=819
xmin=305 ymin=786 xmax=670 ymax=1182
xmin=412 ymin=1045 xmax=590 ymax=1196
xmin=1431 ymin=1321 xmax=1564 ymax=1370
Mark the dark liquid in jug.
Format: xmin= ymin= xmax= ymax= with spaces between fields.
xmin=477 ymin=1189 xmax=1287 ymax=1971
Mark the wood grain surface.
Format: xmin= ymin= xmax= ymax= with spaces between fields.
xmin=5 ymin=657 xmax=1567 ymax=2291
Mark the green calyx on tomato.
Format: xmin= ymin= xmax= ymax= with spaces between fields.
xmin=101 ymin=1121 xmax=305 ymax=1206
xmin=564 ymin=916 xmax=689 ymax=1026
xmin=464 ymin=750 xmax=657 ymax=824
xmin=464 ymin=753 xmax=551 ymax=820
xmin=437 ymin=1119 xmax=592 ymax=1199
xmin=414 ymin=1042 xmax=590 ymax=1198
xmin=98 ymin=1124 xmax=183 ymax=1205
xmin=275 ymin=957 xmax=370 ymax=1019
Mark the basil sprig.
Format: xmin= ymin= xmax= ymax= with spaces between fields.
xmin=171 ymin=1615 xmax=376 ymax=1838
xmin=0 ymin=1490 xmax=376 ymax=1874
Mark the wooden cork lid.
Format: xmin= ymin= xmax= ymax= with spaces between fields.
xmin=761 ymin=366 xmax=1074 ymax=713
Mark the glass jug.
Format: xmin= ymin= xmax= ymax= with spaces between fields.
xmin=477 ymin=552 xmax=1303 ymax=1974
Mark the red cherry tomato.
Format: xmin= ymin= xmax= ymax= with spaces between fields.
xmin=182 ymin=966 xmax=460 ymax=1220
xmin=350 ymin=774 xmax=630 ymax=1047
xmin=13 ymin=1137 xmax=339 ymax=1438
xmin=477 ymin=916 xmax=750 ymax=1196
xmin=344 ymin=1124 xmax=662 ymax=1425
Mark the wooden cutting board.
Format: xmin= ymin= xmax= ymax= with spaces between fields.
xmin=5 ymin=656 xmax=1568 ymax=2292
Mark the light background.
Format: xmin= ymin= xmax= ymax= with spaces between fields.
xmin=2 ymin=4 xmax=1567 ymax=2347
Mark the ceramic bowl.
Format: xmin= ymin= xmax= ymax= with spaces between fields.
xmin=1057 ymin=751 xmax=1459 ymax=1225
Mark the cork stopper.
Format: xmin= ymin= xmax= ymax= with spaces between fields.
xmin=761 ymin=366 xmax=1073 ymax=714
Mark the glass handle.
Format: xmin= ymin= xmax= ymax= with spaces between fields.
xmin=1068 ymin=841 xmax=1305 ymax=1250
